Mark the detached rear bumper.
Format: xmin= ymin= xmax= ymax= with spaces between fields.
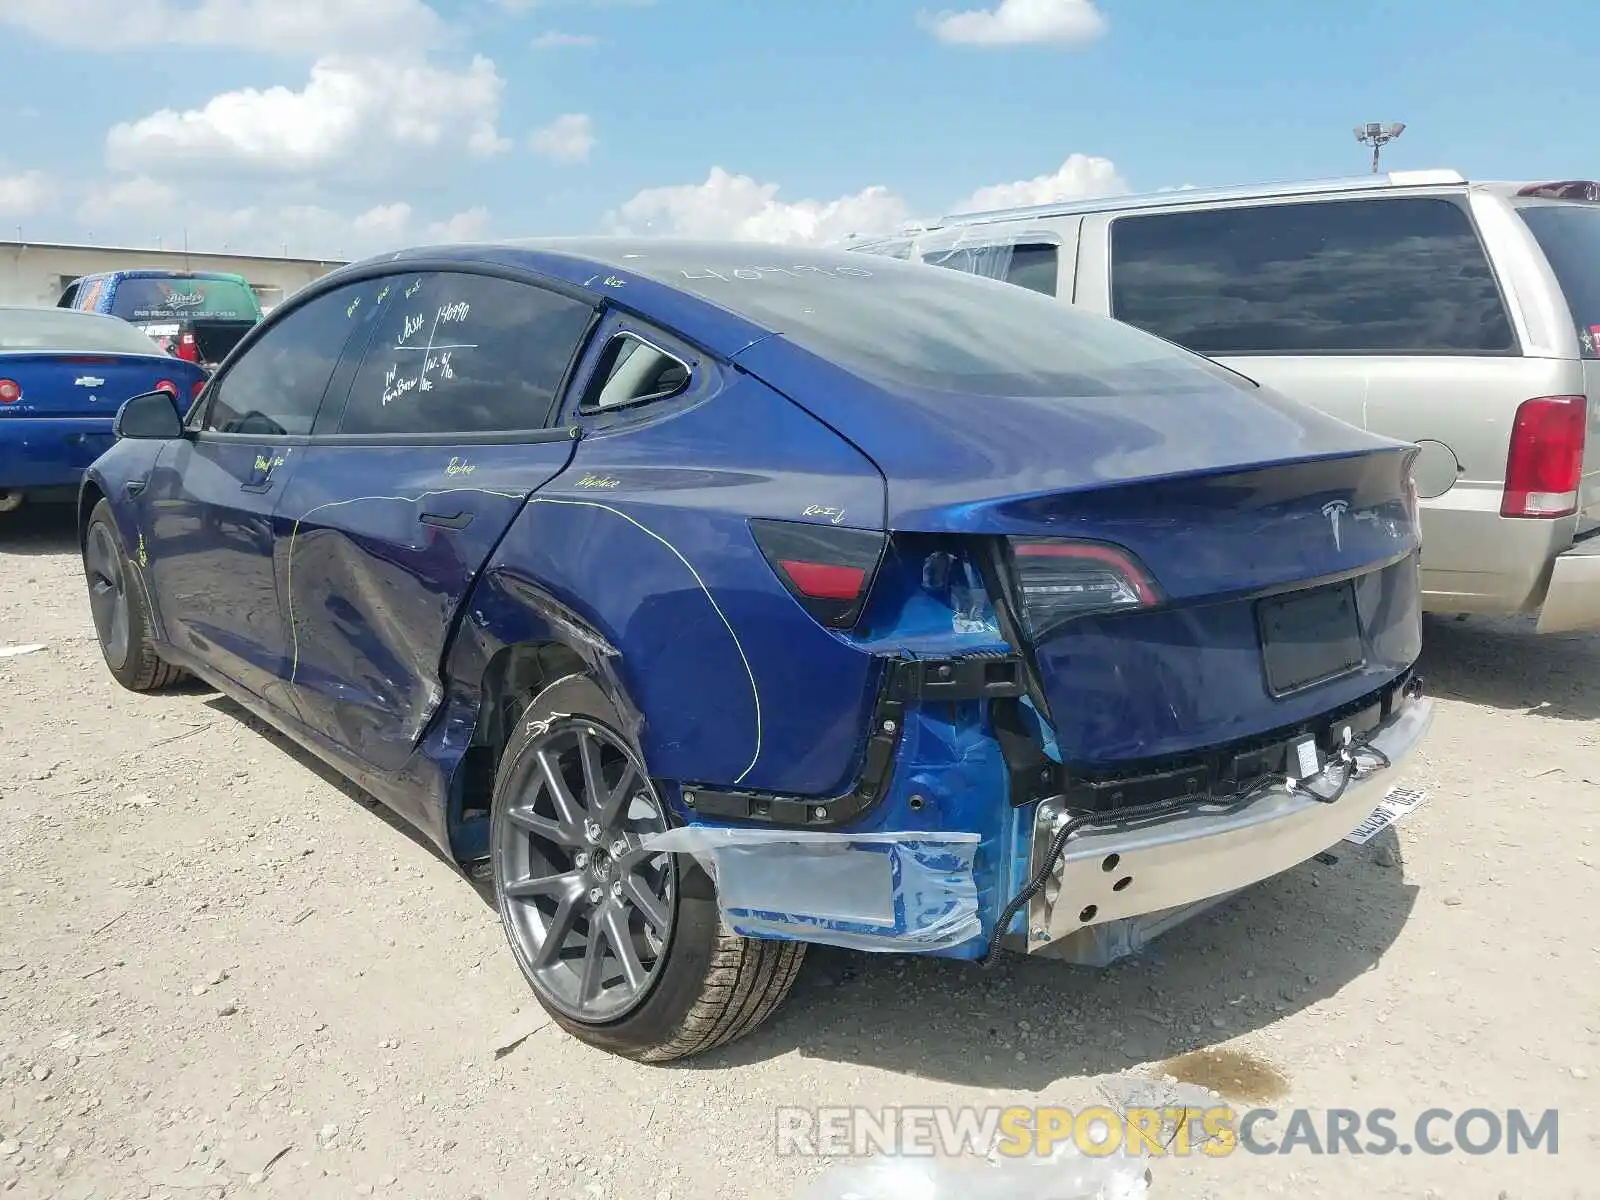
xmin=0 ymin=417 xmax=115 ymax=491
xmin=1022 ymin=684 xmax=1433 ymax=956
xmin=1535 ymin=535 xmax=1600 ymax=634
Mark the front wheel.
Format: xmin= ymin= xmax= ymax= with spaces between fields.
xmin=490 ymin=675 xmax=805 ymax=1061
xmin=82 ymin=499 xmax=187 ymax=692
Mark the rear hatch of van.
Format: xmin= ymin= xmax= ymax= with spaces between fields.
xmin=1511 ymin=185 xmax=1600 ymax=536
xmin=110 ymin=274 xmax=261 ymax=372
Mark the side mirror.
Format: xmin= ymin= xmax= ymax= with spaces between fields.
xmin=114 ymin=390 xmax=186 ymax=441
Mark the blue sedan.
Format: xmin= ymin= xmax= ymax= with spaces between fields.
xmin=79 ymin=239 xmax=1433 ymax=1060
xmin=0 ymin=307 xmax=205 ymax=512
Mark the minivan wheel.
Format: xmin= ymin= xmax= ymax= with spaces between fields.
xmin=491 ymin=675 xmax=805 ymax=1061
xmin=82 ymin=500 xmax=188 ymax=692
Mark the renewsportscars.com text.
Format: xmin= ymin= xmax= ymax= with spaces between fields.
xmin=774 ymin=1105 xmax=1560 ymax=1159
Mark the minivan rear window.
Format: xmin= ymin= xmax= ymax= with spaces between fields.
xmin=1109 ymin=197 xmax=1517 ymax=357
xmin=112 ymin=277 xmax=260 ymax=322
xmin=1516 ymin=203 xmax=1600 ymax=359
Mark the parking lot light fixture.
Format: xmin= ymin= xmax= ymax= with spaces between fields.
xmin=1355 ymin=122 xmax=1407 ymax=173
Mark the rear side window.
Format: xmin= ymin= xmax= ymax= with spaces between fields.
xmin=582 ymin=333 xmax=691 ymax=411
xmin=112 ymin=276 xmax=260 ymax=321
xmin=335 ymin=272 xmax=594 ymax=436
xmin=203 ymin=283 xmax=365 ymax=436
xmin=1109 ymin=198 xmax=1517 ymax=356
xmin=1516 ymin=203 xmax=1600 ymax=359
xmin=924 ymin=242 xmax=1059 ymax=296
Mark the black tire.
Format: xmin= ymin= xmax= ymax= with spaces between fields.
xmin=490 ymin=674 xmax=805 ymax=1062
xmin=82 ymin=499 xmax=188 ymax=693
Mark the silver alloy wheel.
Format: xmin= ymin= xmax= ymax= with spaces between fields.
xmin=496 ymin=720 xmax=676 ymax=1023
xmin=84 ymin=522 xmax=131 ymax=669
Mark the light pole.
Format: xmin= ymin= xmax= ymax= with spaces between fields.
xmin=1354 ymin=122 xmax=1406 ymax=173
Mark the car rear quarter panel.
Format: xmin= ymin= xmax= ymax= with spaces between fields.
xmin=460 ymin=372 xmax=889 ymax=797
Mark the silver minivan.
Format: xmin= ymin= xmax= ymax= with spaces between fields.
xmin=847 ymin=170 xmax=1600 ymax=633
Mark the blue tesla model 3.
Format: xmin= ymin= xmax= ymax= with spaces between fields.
xmin=79 ymin=238 xmax=1432 ymax=1061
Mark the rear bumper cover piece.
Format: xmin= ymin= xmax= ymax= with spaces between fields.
xmin=1535 ymin=535 xmax=1600 ymax=634
xmin=0 ymin=418 xmax=115 ymax=490
xmin=1022 ymin=684 xmax=1434 ymax=955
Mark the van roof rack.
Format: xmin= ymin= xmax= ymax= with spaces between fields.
xmin=934 ymin=167 xmax=1469 ymax=229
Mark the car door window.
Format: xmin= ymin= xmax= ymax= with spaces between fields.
xmin=1109 ymin=197 xmax=1517 ymax=356
xmin=203 ymin=282 xmax=369 ymax=436
xmin=334 ymin=272 xmax=596 ymax=436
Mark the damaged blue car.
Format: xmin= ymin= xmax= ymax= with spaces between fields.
xmin=78 ymin=238 xmax=1433 ymax=1061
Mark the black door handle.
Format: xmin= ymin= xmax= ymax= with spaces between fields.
xmin=420 ymin=510 xmax=473 ymax=530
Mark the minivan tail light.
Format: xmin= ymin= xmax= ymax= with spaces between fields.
xmin=1502 ymin=395 xmax=1587 ymax=519
xmin=1007 ymin=538 xmax=1161 ymax=640
xmin=750 ymin=518 xmax=886 ymax=628
xmin=175 ymin=333 xmax=199 ymax=362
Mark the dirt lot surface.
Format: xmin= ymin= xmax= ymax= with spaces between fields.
xmin=1 ymin=505 xmax=1596 ymax=1199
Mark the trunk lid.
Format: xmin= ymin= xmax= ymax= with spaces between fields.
xmin=0 ymin=353 xmax=194 ymax=418
xmin=993 ymin=450 xmax=1421 ymax=765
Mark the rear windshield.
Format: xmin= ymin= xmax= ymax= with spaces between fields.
xmin=1517 ymin=203 xmax=1600 ymax=358
xmin=111 ymin=277 xmax=260 ymax=322
xmin=0 ymin=308 xmax=165 ymax=356
xmin=599 ymin=244 xmax=1238 ymax=398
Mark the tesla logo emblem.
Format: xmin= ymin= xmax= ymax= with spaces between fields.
xmin=75 ymin=376 xmax=104 ymax=387
xmin=1322 ymin=500 xmax=1349 ymax=551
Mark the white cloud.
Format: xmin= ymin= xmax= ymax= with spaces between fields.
xmin=71 ymin=174 xmax=489 ymax=259
xmin=921 ymin=0 xmax=1106 ymax=47
xmin=951 ymin=153 xmax=1126 ymax=212
xmin=75 ymin=176 xmax=181 ymax=228
xmin=0 ymin=171 xmax=52 ymax=218
xmin=530 ymin=114 xmax=596 ymax=164
xmin=0 ymin=0 xmax=446 ymax=54
xmin=427 ymin=206 xmax=492 ymax=242
xmin=532 ymin=31 xmax=599 ymax=47
xmin=106 ymin=54 xmax=511 ymax=177
xmin=606 ymin=168 xmax=914 ymax=244
xmin=500 ymin=0 xmax=653 ymax=9
xmin=605 ymin=154 xmax=1125 ymax=243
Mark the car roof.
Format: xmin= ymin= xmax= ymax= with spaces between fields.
xmin=331 ymin=237 xmax=903 ymax=358
xmin=835 ymin=169 xmax=1600 ymax=238
xmin=0 ymin=303 xmax=134 ymax=324
xmin=74 ymin=269 xmax=251 ymax=283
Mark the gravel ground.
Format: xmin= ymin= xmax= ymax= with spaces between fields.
xmin=1 ymin=504 xmax=1596 ymax=1199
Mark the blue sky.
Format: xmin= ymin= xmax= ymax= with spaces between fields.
xmin=0 ymin=0 xmax=1592 ymax=260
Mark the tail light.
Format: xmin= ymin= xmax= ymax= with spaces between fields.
xmin=1502 ymin=395 xmax=1587 ymax=518
xmin=0 ymin=380 xmax=19 ymax=405
xmin=175 ymin=333 xmax=199 ymax=363
xmin=1006 ymin=538 xmax=1161 ymax=640
xmin=154 ymin=379 xmax=177 ymax=396
xmin=751 ymin=518 xmax=886 ymax=628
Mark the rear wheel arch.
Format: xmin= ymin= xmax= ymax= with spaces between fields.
xmin=484 ymin=664 xmax=803 ymax=1060
xmin=77 ymin=479 xmax=107 ymax=550
xmin=450 ymin=638 xmax=634 ymax=861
